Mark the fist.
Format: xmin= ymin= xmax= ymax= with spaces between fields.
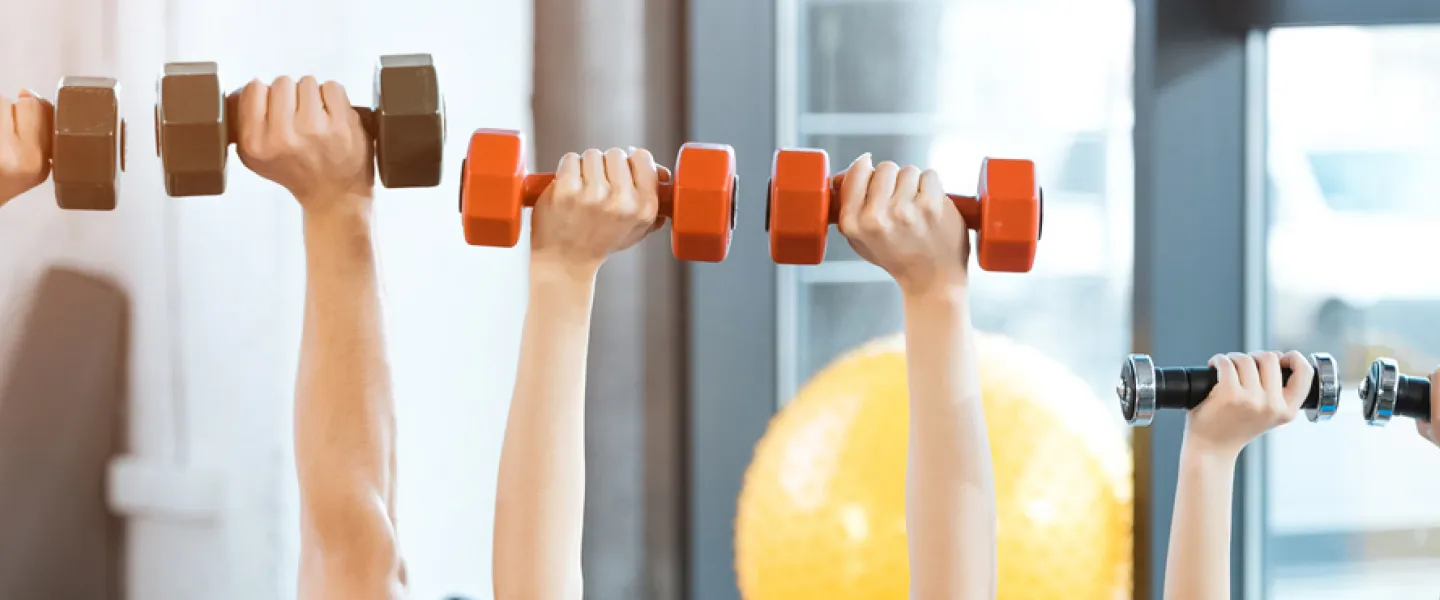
xmin=0 ymin=90 xmax=53 ymax=205
xmin=530 ymin=147 xmax=662 ymax=274
xmin=836 ymin=154 xmax=966 ymax=295
xmin=1417 ymin=367 xmax=1440 ymax=447
xmin=235 ymin=76 xmax=372 ymax=211
xmin=1186 ymin=351 xmax=1314 ymax=457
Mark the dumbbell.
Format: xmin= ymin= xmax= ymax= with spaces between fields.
xmin=1358 ymin=358 xmax=1432 ymax=426
xmin=459 ymin=129 xmax=737 ymax=262
xmin=765 ymin=148 xmax=1043 ymax=272
xmin=1116 ymin=353 xmax=1341 ymax=426
xmin=18 ymin=78 xmax=126 ymax=210
xmin=155 ymin=54 xmax=445 ymax=197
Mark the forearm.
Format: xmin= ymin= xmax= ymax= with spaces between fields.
xmin=901 ymin=285 xmax=996 ymax=600
xmin=293 ymin=199 xmax=400 ymax=571
xmin=493 ymin=261 xmax=596 ymax=600
xmin=1163 ymin=439 xmax=1239 ymax=600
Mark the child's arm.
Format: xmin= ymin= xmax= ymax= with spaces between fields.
xmin=1164 ymin=352 xmax=1312 ymax=600
xmin=492 ymin=148 xmax=661 ymax=600
xmin=0 ymin=91 xmax=53 ymax=206
xmin=836 ymin=155 xmax=996 ymax=599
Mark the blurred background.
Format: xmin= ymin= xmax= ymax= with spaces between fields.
xmin=1 ymin=0 xmax=1439 ymax=599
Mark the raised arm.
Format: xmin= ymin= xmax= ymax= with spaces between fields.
xmin=493 ymin=148 xmax=661 ymax=600
xmin=836 ymin=154 xmax=996 ymax=600
xmin=0 ymin=90 xmax=53 ymax=206
xmin=235 ymin=77 xmax=404 ymax=600
xmin=1164 ymin=351 xmax=1311 ymax=600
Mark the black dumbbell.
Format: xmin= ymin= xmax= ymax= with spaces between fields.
xmin=1358 ymin=358 xmax=1432 ymax=426
xmin=1116 ymin=353 xmax=1341 ymax=426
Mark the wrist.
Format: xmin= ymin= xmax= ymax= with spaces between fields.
xmin=302 ymin=195 xmax=373 ymax=231
xmin=1180 ymin=433 xmax=1244 ymax=466
xmin=529 ymin=255 xmax=600 ymax=290
xmin=901 ymin=281 xmax=969 ymax=311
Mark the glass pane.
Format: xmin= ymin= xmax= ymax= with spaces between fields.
xmin=1266 ymin=25 xmax=1440 ymax=600
xmin=798 ymin=279 xmax=905 ymax=379
xmin=803 ymin=2 xmax=945 ymax=113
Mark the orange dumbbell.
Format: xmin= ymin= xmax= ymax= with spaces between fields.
xmin=765 ymin=148 xmax=1044 ymax=272
xmin=459 ymin=129 xmax=738 ymax=262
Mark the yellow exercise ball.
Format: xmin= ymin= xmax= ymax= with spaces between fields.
xmin=735 ymin=332 xmax=1133 ymax=600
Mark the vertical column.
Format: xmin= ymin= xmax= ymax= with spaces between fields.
xmin=1132 ymin=1 xmax=1258 ymax=598
xmin=686 ymin=0 xmax=778 ymax=599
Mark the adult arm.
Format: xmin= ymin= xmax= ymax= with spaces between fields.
xmin=294 ymin=200 xmax=406 ymax=600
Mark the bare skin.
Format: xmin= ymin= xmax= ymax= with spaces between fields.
xmin=837 ymin=154 xmax=997 ymax=600
xmin=1416 ymin=367 xmax=1439 ymax=446
xmin=235 ymin=76 xmax=405 ymax=600
xmin=492 ymin=147 xmax=661 ymax=600
xmin=1164 ymin=351 xmax=1313 ymax=600
xmin=0 ymin=90 xmax=53 ymax=205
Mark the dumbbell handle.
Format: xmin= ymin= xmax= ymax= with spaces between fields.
xmin=220 ymin=94 xmax=382 ymax=141
xmin=827 ymin=174 xmax=980 ymax=228
xmin=1391 ymin=374 xmax=1432 ymax=420
xmin=1154 ymin=366 xmax=1324 ymax=410
xmin=518 ymin=167 xmax=676 ymax=219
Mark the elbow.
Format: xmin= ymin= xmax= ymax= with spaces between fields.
xmin=303 ymin=496 xmax=403 ymax=579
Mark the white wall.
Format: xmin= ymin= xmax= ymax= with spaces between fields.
xmin=1 ymin=0 xmax=532 ymax=598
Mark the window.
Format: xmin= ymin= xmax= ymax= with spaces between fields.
xmin=1266 ymin=25 xmax=1440 ymax=600
xmin=780 ymin=0 xmax=1135 ymax=402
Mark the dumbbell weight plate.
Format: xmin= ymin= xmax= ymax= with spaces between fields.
xmin=372 ymin=54 xmax=445 ymax=189
xmin=53 ymin=77 xmax=125 ymax=210
xmin=155 ymin=62 xmax=231 ymax=197
xmin=1118 ymin=354 xmax=1158 ymax=426
xmin=973 ymin=158 xmax=1041 ymax=272
xmin=670 ymin=143 xmax=736 ymax=263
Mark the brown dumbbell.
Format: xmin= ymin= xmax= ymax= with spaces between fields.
xmin=458 ymin=129 xmax=737 ymax=262
xmin=35 ymin=78 xmax=127 ymax=210
xmin=154 ymin=54 xmax=445 ymax=197
xmin=765 ymin=148 xmax=1043 ymax=272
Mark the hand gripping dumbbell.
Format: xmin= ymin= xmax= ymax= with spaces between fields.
xmin=155 ymin=54 xmax=445 ymax=197
xmin=765 ymin=148 xmax=1043 ymax=272
xmin=17 ymin=78 xmax=126 ymax=210
xmin=459 ymin=129 xmax=737 ymax=262
xmin=1116 ymin=353 xmax=1341 ymax=426
xmin=1358 ymin=358 xmax=1432 ymax=426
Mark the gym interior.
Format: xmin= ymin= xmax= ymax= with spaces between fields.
xmin=0 ymin=0 xmax=1438 ymax=599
